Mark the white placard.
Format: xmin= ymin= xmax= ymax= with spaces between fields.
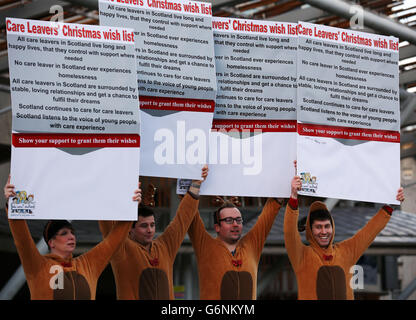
xmin=99 ymin=0 xmax=217 ymax=179
xmin=296 ymin=22 xmax=400 ymax=204
xmin=7 ymin=18 xmax=140 ymax=219
xmin=200 ymin=17 xmax=297 ymax=197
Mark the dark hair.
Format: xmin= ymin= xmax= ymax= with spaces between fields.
xmin=213 ymin=201 xmax=237 ymax=225
xmin=133 ymin=206 xmax=155 ymax=228
xmin=298 ymin=216 xmax=307 ymax=232
xmin=309 ymin=209 xmax=332 ymax=228
xmin=43 ymin=220 xmax=74 ymax=249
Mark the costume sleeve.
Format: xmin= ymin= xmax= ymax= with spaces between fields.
xmin=98 ymin=220 xmax=115 ymax=238
xmin=338 ymin=206 xmax=391 ymax=264
xmin=157 ymin=192 xmax=199 ymax=261
xmin=80 ymin=221 xmax=132 ymax=279
xmin=283 ymin=199 xmax=305 ymax=272
xmin=188 ymin=208 xmax=211 ymax=259
xmin=243 ymin=198 xmax=281 ymax=261
xmin=98 ymin=220 xmax=127 ymax=262
xmin=6 ymin=207 xmax=44 ymax=279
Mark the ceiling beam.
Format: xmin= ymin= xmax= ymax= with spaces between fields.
xmin=400 ymin=69 xmax=416 ymax=86
xmin=401 ymin=90 xmax=416 ymax=125
xmin=400 ymin=45 xmax=416 ymax=60
xmin=268 ymin=4 xmax=328 ymax=22
xmin=401 ymin=145 xmax=416 ymax=159
xmin=302 ymin=0 xmax=416 ymax=46
xmin=401 ymin=131 xmax=416 ymax=144
xmin=60 ymin=0 xmax=98 ymax=10
xmin=0 ymin=0 xmax=69 ymax=28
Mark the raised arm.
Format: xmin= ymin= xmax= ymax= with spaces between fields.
xmin=79 ymin=182 xmax=142 ymax=278
xmin=340 ymin=187 xmax=405 ymax=264
xmin=98 ymin=220 xmax=115 ymax=238
xmin=158 ymin=165 xmax=208 ymax=260
xmin=243 ymin=198 xmax=282 ymax=260
xmin=188 ymin=210 xmax=211 ymax=259
xmin=80 ymin=220 xmax=132 ymax=278
xmin=187 ymin=179 xmax=212 ymax=257
xmin=4 ymin=176 xmax=44 ymax=278
xmin=283 ymin=175 xmax=305 ymax=272
xmin=98 ymin=219 xmax=127 ymax=263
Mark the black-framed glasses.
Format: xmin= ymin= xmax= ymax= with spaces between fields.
xmin=218 ymin=217 xmax=243 ymax=225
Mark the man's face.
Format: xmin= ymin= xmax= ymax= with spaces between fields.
xmin=131 ymin=215 xmax=155 ymax=246
xmin=311 ymin=219 xmax=333 ymax=248
xmin=215 ymin=207 xmax=243 ymax=244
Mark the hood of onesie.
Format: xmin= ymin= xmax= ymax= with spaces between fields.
xmin=305 ymin=201 xmax=335 ymax=251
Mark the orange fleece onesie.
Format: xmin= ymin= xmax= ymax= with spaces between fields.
xmin=99 ymin=192 xmax=199 ymax=300
xmin=188 ymin=198 xmax=281 ymax=299
xmin=7 ymin=210 xmax=131 ymax=300
xmin=284 ymin=198 xmax=392 ymax=300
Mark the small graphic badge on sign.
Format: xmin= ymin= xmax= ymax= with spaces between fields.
xmin=300 ymin=172 xmax=318 ymax=194
xmin=176 ymin=179 xmax=192 ymax=195
xmin=9 ymin=190 xmax=36 ymax=217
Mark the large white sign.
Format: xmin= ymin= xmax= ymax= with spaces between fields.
xmin=297 ymin=22 xmax=400 ymax=204
xmin=7 ymin=18 xmax=140 ymax=220
xmin=200 ymin=17 xmax=297 ymax=197
xmin=99 ymin=0 xmax=217 ymax=179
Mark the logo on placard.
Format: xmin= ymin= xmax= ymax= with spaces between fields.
xmin=300 ymin=172 xmax=318 ymax=193
xmin=176 ymin=179 xmax=192 ymax=195
xmin=10 ymin=190 xmax=36 ymax=216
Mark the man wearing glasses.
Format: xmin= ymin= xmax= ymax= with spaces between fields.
xmin=188 ymin=197 xmax=283 ymax=299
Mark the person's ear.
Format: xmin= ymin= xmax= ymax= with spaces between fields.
xmin=48 ymin=239 xmax=54 ymax=249
xmin=214 ymin=223 xmax=220 ymax=233
xmin=129 ymin=229 xmax=134 ymax=239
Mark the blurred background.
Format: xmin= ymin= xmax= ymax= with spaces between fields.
xmin=0 ymin=0 xmax=415 ymax=300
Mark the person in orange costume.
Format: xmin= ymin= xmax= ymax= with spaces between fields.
xmin=188 ymin=195 xmax=283 ymax=299
xmin=284 ymin=173 xmax=405 ymax=300
xmin=99 ymin=166 xmax=208 ymax=299
xmin=3 ymin=175 xmax=141 ymax=300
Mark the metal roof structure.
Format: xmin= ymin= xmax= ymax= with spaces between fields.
xmin=2 ymin=205 xmax=416 ymax=255
xmin=0 ymin=0 xmax=415 ymax=160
